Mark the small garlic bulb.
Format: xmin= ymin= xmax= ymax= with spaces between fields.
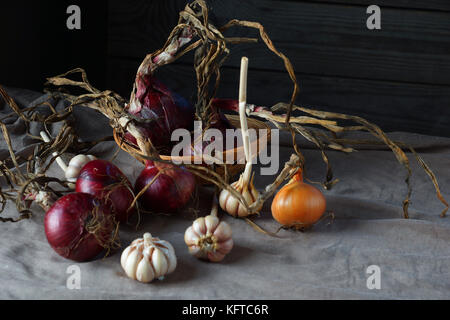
xmin=121 ymin=233 xmax=177 ymax=283
xmin=219 ymin=57 xmax=262 ymax=218
xmin=219 ymin=176 xmax=261 ymax=218
xmin=65 ymin=154 xmax=97 ymax=182
xmin=184 ymin=215 xmax=234 ymax=262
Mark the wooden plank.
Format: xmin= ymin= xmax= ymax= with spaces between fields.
xmin=108 ymin=0 xmax=450 ymax=85
xmin=107 ymin=0 xmax=186 ymax=57
xmin=107 ymin=59 xmax=450 ymax=137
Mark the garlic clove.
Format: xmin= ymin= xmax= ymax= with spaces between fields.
xmin=152 ymin=248 xmax=169 ymax=278
xmin=121 ymin=246 xmax=133 ymax=270
xmin=213 ymin=221 xmax=232 ymax=242
xmin=184 ymin=226 xmax=200 ymax=246
xmin=251 ymin=185 xmax=259 ymax=200
xmin=218 ymin=191 xmax=229 ymax=213
xmin=193 ymin=217 xmax=207 ymax=236
xmin=217 ymin=238 xmax=234 ymax=255
xmin=222 ymin=185 xmax=240 ymax=216
xmin=240 ymin=187 xmax=257 ymax=217
xmin=159 ymin=241 xmax=177 ymax=274
xmin=65 ymin=166 xmax=81 ymax=180
xmin=136 ymin=256 xmax=154 ymax=283
xmin=68 ymin=155 xmax=88 ymax=168
xmin=124 ymin=248 xmax=143 ymax=280
xmin=65 ymin=154 xmax=97 ymax=181
xmin=187 ymin=245 xmax=203 ymax=257
xmin=204 ymin=215 xmax=219 ymax=235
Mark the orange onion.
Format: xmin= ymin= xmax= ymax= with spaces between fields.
xmin=271 ymin=171 xmax=326 ymax=229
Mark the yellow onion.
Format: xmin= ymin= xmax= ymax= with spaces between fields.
xmin=272 ymin=171 xmax=326 ymax=229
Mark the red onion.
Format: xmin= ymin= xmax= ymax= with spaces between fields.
xmin=124 ymin=75 xmax=234 ymax=151
xmin=135 ymin=161 xmax=196 ymax=213
xmin=44 ymin=193 xmax=117 ymax=262
xmin=124 ymin=74 xmax=195 ymax=150
xmin=76 ymin=160 xmax=135 ymax=223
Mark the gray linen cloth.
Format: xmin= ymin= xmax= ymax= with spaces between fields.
xmin=1 ymin=87 xmax=449 ymax=299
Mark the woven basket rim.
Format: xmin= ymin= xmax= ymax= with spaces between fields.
xmin=113 ymin=114 xmax=271 ymax=164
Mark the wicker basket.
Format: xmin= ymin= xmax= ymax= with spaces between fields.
xmin=113 ymin=115 xmax=271 ymax=183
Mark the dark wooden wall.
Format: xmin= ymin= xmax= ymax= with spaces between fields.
xmin=0 ymin=1 xmax=108 ymax=92
xmin=107 ymin=0 xmax=450 ymax=137
xmin=1 ymin=1 xmax=450 ymax=137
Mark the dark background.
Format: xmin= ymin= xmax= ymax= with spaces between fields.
xmin=1 ymin=0 xmax=450 ymax=137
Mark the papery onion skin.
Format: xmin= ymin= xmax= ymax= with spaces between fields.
xmin=76 ymin=160 xmax=135 ymax=223
xmin=272 ymin=174 xmax=326 ymax=228
xmin=134 ymin=161 xmax=196 ymax=213
xmin=44 ymin=193 xmax=115 ymax=262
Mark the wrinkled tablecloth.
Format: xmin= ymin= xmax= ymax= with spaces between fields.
xmin=1 ymin=87 xmax=449 ymax=300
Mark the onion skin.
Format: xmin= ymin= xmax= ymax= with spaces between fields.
xmin=135 ymin=161 xmax=196 ymax=213
xmin=44 ymin=193 xmax=116 ymax=262
xmin=76 ymin=160 xmax=135 ymax=223
xmin=271 ymin=173 xmax=326 ymax=228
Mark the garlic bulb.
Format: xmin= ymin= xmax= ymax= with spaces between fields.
xmin=219 ymin=176 xmax=261 ymax=217
xmin=184 ymin=215 xmax=233 ymax=262
xmin=121 ymin=233 xmax=177 ymax=283
xmin=65 ymin=154 xmax=97 ymax=182
xmin=40 ymin=131 xmax=97 ymax=186
xmin=219 ymin=57 xmax=261 ymax=218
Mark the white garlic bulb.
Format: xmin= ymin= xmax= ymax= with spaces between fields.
xmin=184 ymin=215 xmax=234 ymax=262
xmin=219 ymin=175 xmax=261 ymax=218
xmin=219 ymin=57 xmax=262 ymax=218
xmin=121 ymin=233 xmax=177 ymax=283
xmin=65 ymin=154 xmax=97 ymax=182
